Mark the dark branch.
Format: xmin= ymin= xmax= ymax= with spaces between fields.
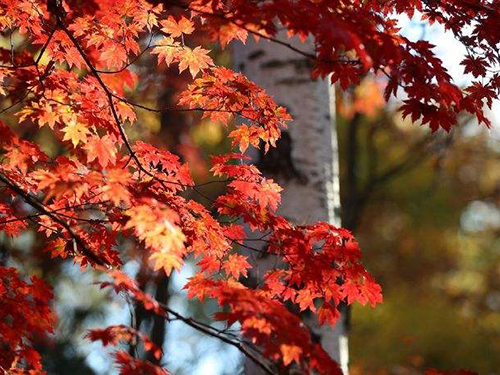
xmin=0 ymin=172 xmax=105 ymax=266
xmin=159 ymin=303 xmax=275 ymax=375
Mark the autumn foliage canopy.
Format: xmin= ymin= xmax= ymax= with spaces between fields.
xmin=0 ymin=0 xmax=498 ymax=373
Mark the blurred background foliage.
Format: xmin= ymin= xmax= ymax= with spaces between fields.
xmin=2 ymin=18 xmax=500 ymax=375
xmin=339 ymin=78 xmax=500 ymax=374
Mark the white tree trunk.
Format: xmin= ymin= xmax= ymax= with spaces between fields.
xmin=233 ymin=35 xmax=348 ymax=374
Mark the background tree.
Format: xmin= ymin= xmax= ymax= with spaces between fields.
xmin=233 ymin=35 xmax=347 ymax=373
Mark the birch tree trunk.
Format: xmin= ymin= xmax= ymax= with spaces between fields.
xmin=233 ymin=35 xmax=348 ymax=374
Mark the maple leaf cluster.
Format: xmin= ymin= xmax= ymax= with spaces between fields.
xmin=0 ymin=0 xmax=495 ymax=373
xmin=0 ymin=267 xmax=55 ymax=373
xmin=185 ymin=0 xmax=500 ymax=131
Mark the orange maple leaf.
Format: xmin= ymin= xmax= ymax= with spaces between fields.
xmin=152 ymin=37 xmax=179 ymax=66
xmin=222 ymin=254 xmax=251 ymax=279
xmin=85 ymin=135 xmax=117 ymax=169
xmin=178 ymin=47 xmax=214 ymax=78
xmin=280 ymin=344 xmax=303 ymax=366
xmin=218 ymin=23 xmax=248 ymax=48
xmin=258 ymin=179 xmax=282 ymax=211
xmin=160 ymin=16 xmax=194 ymax=38
xmin=296 ymin=289 xmax=321 ymax=312
xmin=38 ymin=103 xmax=58 ymax=129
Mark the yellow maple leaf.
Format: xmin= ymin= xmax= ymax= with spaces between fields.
xmin=62 ymin=121 xmax=90 ymax=147
xmin=150 ymin=250 xmax=184 ymax=276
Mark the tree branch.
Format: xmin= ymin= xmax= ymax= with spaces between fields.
xmin=0 ymin=172 xmax=105 ymax=266
xmin=159 ymin=303 xmax=275 ymax=375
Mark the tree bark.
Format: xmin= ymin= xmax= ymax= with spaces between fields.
xmin=233 ymin=34 xmax=348 ymax=374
